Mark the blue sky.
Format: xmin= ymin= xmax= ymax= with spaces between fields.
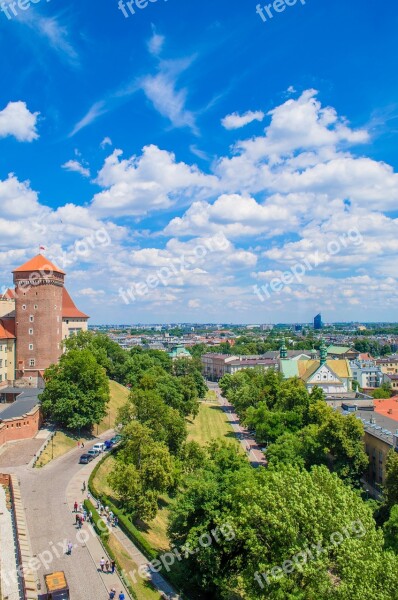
xmin=1 ymin=0 xmax=398 ymax=324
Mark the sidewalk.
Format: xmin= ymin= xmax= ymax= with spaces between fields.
xmin=66 ymin=448 xmax=179 ymax=599
xmin=66 ymin=457 xmax=130 ymax=599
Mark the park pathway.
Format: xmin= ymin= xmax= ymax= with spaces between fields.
xmin=208 ymin=382 xmax=267 ymax=467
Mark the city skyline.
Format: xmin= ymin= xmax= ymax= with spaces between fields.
xmin=1 ymin=0 xmax=398 ymax=323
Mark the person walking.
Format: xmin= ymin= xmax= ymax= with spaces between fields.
xmin=100 ymin=557 xmax=106 ymax=572
xmin=82 ymin=480 xmax=86 ymax=492
xmin=110 ymin=559 xmax=116 ymax=574
xmin=105 ymin=559 xmax=110 ymax=572
xmin=109 ymin=589 xmax=116 ymax=600
xmin=67 ymin=541 xmax=73 ymax=555
xmin=118 ymin=593 xmax=125 ymax=600
xmin=73 ymin=501 xmax=78 ymax=512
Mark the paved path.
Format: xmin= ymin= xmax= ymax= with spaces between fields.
xmin=2 ymin=432 xmax=127 ymax=600
xmin=0 ymin=485 xmax=22 ymax=600
xmin=0 ymin=439 xmax=44 ymax=468
xmin=208 ymin=382 xmax=267 ymax=468
xmin=67 ymin=458 xmax=178 ymax=599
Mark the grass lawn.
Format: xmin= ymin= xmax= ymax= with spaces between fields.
xmin=97 ymin=380 xmax=130 ymax=435
xmin=187 ymin=401 xmax=240 ymax=449
xmin=35 ymin=431 xmax=90 ymax=468
xmin=204 ymin=389 xmax=218 ymax=402
xmin=108 ymin=534 xmax=161 ymax=600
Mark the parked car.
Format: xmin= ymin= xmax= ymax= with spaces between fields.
xmin=87 ymin=448 xmax=100 ymax=457
xmin=79 ymin=454 xmax=93 ymax=464
xmin=92 ymin=442 xmax=106 ymax=453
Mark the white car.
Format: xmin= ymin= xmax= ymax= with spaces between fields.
xmin=92 ymin=442 xmax=105 ymax=453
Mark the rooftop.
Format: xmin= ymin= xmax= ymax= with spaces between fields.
xmin=0 ymin=387 xmax=42 ymax=421
xmin=13 ymin=253 xmax=65 ymax=275
xmin=62 ymin=288 xmax=89 ymax=319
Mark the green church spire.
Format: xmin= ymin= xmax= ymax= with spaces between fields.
xmin=280 ymin=337 xmax=287 ymax=359
xmin=320 ymin=339 xmax=327 ymax=365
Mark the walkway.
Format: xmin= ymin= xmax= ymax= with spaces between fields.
xmin=0 ymin=485 xmax=22 ymax=600
xmin=208 ymin=383 xmax=267 ymax=467
xmin=67 ymin=457 xmax=179 ymax=599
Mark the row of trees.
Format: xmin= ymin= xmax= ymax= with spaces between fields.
xmin=108 ymin=347 xmax=207 ymax=520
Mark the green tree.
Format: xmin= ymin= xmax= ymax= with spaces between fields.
xmin=40 ymin=349 xmax=109 ymax=430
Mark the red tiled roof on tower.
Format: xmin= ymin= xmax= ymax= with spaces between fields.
xmin=13 ymin=254 xmax=65 ymax=275
xmin=62 ymin=288 xmax=89 ymax=319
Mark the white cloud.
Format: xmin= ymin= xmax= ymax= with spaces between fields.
xmin=70 ymin=102 xmax=107 ymax=137
xmin=62 ymin=160 xmax=90 ymax=178
xmin=140 ymin=56 xmax=198 ymax=133
xmin=100 ymin=137 xmax=112 ymax=149
xmin=91 ymin=145 xmax=219 ymax=217
xmin=221 ymin=110 xmax=265 ymax=130
xmin=147 ymin=28 xmax=165 ymax=56
xmin=0 ymin=102 xmax=39 ymax=142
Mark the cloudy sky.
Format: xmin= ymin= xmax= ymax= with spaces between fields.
xmin=0 ymin=0 xmax=398 ymax=324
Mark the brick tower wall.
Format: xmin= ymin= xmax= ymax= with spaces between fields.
xmin=13 ymin=271 xmax=64 ymax=385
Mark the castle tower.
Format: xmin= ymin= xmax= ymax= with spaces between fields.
xmin=13 ymin=254 xmax=65 ymax=386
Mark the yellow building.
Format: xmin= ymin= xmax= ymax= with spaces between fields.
xmin=0 ymin=318 xmax=16 ymax=386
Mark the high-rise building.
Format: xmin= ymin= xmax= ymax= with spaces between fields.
xmin=314 ymin=313 xmax=323 ymax=330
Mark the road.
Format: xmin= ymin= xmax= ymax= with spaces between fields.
xmin=208 ymin=382 xmax=267 ymax=467
xmin=2 ymin=435 xmax=127 ymax=600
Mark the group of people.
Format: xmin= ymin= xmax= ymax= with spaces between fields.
xmin=108 ymin=589 xmax=124 ymax=599
xmin=73 ymin=500 xmax=92 ymax=528
xmin=96 ymin=500 xmax=119 ymax=528
xmin=99 ymin=556 xmax=116 ymax=573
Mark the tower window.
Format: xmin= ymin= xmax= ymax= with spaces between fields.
xmin=29 ymin=328 xmax=33 ymax=335
xmin=29 ymin=344 xmax=33 ymax=351
xmin=29 ymin=360 xmax=35 ymax=367
xmin=34 ymin=304 xmax=38 ymax=309
xmin=29 ymin=315 xmax=34 ymax=322
xmin=22 ymin=305 xmax=26 ymax=310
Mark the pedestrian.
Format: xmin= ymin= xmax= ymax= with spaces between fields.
xmin=110 ymin=560 xmax=116 ymax=574
xmin=78 ymin=515 xmax=82 ymax=529
xmin=100 ymin=557 xmax=106 ymax=572
xmin=82 ymin=481 xmax=86 ymax=492
xmin=119 ymin=593 xmax=125 ymax=600
xmin=79 ymin=503 xmax=84 ymax=513
xmin=83 ymin=509 xmax=87 ymax=521
xmin=109 ymin=589 xmax=116 ymax=600
xmin=74 ymin=501 xmax=78 ymax=512
xmin=75 ymin=513 xmax=80 ymax=525
xmin=81 ymin=442 xmax=85 ymax=448
xmin=105 ymin=559 xmax=110 ymax=572
xmin=67 ymin=541 xmax=73 ymax=555
xmin=113 ymin=516 xmax=118 ymax=528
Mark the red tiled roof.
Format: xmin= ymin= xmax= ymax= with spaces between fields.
xmin=13 ymin=254 xmax=65 ymax=275
xmin=374 ymin=397 xmax=398 ymax=422
xmin=62 ymin=288 xmax=89 ymax=319
xmin=1 ymin=288 xmax=16 ymax=300
xmin=0 ymin=317 xmax=16 ymax=339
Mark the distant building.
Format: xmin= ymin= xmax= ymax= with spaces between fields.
xmin=314 ymin=313 xmax=323 ymax=330
xmin=201 ymin=353 xmax=278 ymax=381
xmin=169 ymin=345 xmax=192 ymax=360
xmin=350 ymin=361 xmax=384 ymax=390
xmin=279 ymin=340 xmax=353 ymax=393
xmin=327 ymin=345 xmax=360 ymax=361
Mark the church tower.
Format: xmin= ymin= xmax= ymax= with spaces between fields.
xmin=13 ymin=254 xmax=65 ymax=386
xmin=280 ymin=337 xmax=288 ymax=359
